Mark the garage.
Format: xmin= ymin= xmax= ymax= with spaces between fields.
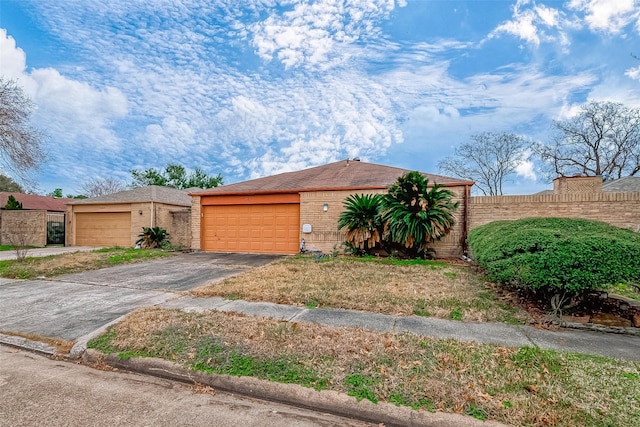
xmin=75 ymin=212 xmax=131 ymax=247
xmin=201 ymin=198 xmax=300 ymax=254
xmin=66 ymin=186 xmax=192 ymax=248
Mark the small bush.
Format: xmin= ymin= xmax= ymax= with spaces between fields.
xmin=468 ymin=218 xmax=640 ymax=298
xmin=136 ymin=226 xmax=170 ymax=249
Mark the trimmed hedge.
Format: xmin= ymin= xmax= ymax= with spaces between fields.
xmin=468 ymin=218 xmax=640 ymax=296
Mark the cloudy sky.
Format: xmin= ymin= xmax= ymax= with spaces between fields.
xmin=2 ymin=0 xmax=639 ymax=195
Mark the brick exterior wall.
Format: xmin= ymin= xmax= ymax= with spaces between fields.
xmin=67 ymin=202 xmax=191 ymax=247
xmin=0 ymin=210 xmax=47 ymax=247
xmin=469 ymin=192 xmax=640 ymax=232
xmin=169 ymin=209 xmax=191 ymax=248
xmin=299 ymin=186 xmax=469 ymax=258
xmin=190 ymin=196 xmax=201 ymax=250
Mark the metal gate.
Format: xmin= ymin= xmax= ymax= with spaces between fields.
xmin=46 ymin=213 xmax=65 ymax=245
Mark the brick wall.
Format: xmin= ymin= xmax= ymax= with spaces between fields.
xmin=169 ymin=209 xmax=191 ymax=248
xmin=553 ymin=176 xmax=603 ymax=194
xmin=0 ymin=210 xmax=47 ymax=247
xmin=469 ymin=192 xmax=640 ymax=232
xmin=299 ymin=186 xmax=469 ymax=258
xmin=190 ymin=196 xmax=201 ymax=250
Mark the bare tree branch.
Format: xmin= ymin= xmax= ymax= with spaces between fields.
xmin=438 ymin=132 xmax=530 ymax=196
xmin=535 ymin=101 xmax=640 ymax=180
xmin=0 ymin=78 xmax=44 ymax=174
xmin=79 ymin=176 xmax=126 ymax=198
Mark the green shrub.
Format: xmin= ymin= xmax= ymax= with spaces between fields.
xmin=468 ymin=218 xmax=640 ymax=298
xmin=136 ymin=226 xmax=170 ymax=249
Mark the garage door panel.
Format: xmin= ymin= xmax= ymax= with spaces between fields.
xmin=202 ymin=204 xmax=299 ymax=254
xmin=75 ymin=212 xmax=131 ymax=247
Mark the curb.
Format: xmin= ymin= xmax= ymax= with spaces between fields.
xmin=0 ymin=333 xmax=56 ymax=356
xmin=82 ymin=349 xmax=507 ymax=427
xmin=553 ymin=320 xmax=640 ymax=336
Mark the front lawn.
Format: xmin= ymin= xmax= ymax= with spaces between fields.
xmin=191 ymin=255 xmax=529 ymax=324
xmin=89 ymin=307 xmax=640 ymax=427
xmin=0 ymin=247 xmax=172 ymax=279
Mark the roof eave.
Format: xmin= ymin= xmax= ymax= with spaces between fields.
xmin=191 ymin=181 xmax=474 ymax=197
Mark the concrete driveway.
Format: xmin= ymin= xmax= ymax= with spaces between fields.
xmin=0 ymin=252 xmax=282 ymax=343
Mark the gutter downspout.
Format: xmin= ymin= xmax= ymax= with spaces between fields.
xmin=462 ymin=184 xmax=470 ymax=257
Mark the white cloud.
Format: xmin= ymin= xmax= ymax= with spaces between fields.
xmin=250 ymin=0 xmax=406 ymax=69
xmin=0 ymin=29 xmax=28 ymax=80
xmin=516 ymin=159 xmax=537 ymax=180
xmin=489 ymin=0 xmax=567 ymax=47
xmin=568 ymin=0 xmax=639 ymax=34
xmin=625 ymin=65 xmax=640 ymax=80
xmin=1 ymin=29 xmax=128 ymax=171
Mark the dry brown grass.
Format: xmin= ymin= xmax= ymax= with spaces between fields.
xmin=191 ymin=256 xmax=528 ymax=323
xmin=0 ymin=330 xmax=75 ymax=354
xmin=95 ymin=308 xmax=640 ymax=427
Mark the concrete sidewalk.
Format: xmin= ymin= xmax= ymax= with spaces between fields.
xmin=0 ymin=246 xmax=103 ymax=261
xmin=154 ymin=296 xmax=640 ymax=361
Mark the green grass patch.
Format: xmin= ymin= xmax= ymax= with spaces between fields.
xmin=608 ymin=283 xmax=640 ymax=301
xmin=0 ymin=247 xmax=171 ymax=279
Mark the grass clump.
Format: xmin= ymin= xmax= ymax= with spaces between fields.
xmin=89 ymin=308 xmax=640 ymax=427
xmin=0 ymin=247 xmax=171 ymax=279
xmin=468 ymin=218 xmax=640 ymax=299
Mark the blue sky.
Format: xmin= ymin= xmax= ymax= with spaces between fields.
xmin=1 ymin=0 xmax=639 ymax=195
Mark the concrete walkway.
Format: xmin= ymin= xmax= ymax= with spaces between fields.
xmin=0 ymin=246 xmax=103 ymax=261
xmin=153 ymin=296 xmax=640 ymax=361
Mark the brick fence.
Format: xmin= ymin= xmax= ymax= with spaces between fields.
xmin=0 ymin=210 xmax=48 ymax=247
xmin=469 ymin=192 xmax=640 ymax=233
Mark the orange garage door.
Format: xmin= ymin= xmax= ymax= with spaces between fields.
xmin=202 ymin=204 xmax=300 ymax=254
xmin=75 ymin=212 xmax=131 ymax=247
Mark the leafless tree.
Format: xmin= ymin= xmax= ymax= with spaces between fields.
xmin=5 ymin=219 xmax=37 ymax=261
xmin=438 ymin=132 xmax=530 ymax=196
xmin=536 ymin=101 xmax=640 ymax=179
xmin=0 ymin=78 xmax=44 ymax=173
xmin=80 ymin=176 xmax=126 ymax=198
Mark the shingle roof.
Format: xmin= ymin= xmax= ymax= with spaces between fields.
xmin=68 ymin=185 xmax=191 ymax=206
xmin=602 ymin=176 xmax=640 ymax=193
xmin=0 ymin=192 xmax=71 ymax=211
xmin=192 ymin=160 xmax=473 ymax=196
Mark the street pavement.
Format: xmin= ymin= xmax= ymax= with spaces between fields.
xmin=0 ymin=345 xmax=375 ymax=427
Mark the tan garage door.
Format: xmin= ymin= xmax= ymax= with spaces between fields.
xmin=202 ymin=204 xmax=300 ymax=254
xmin=75 ymin=212 xmax=131 ymax=247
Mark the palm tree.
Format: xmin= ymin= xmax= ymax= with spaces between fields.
xmin=338 ymin=193 xmax=384 ymax=255
xmin=380 ymin=171 xmax=459 ymax=258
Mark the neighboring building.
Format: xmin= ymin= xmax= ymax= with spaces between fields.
xmin=535 ymin=175 xmax=640 ymax=195
xmin=0 ymin=193 xmax=71 ymax=246
xmin=66 ymin=186 xmax=191 ymax=247
xmin=190 ymin=159 xmax=474 ymax=256
xmin=0 ymin=192 xmax=70 ymax=211
xmin=602 ymin=176 xmax=640 ymax=193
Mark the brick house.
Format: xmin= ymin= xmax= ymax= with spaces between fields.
xmin=190 ymin=159 xmax=474 ymax=257
xmin=66 ymin=186 xmax=191 ymax=247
